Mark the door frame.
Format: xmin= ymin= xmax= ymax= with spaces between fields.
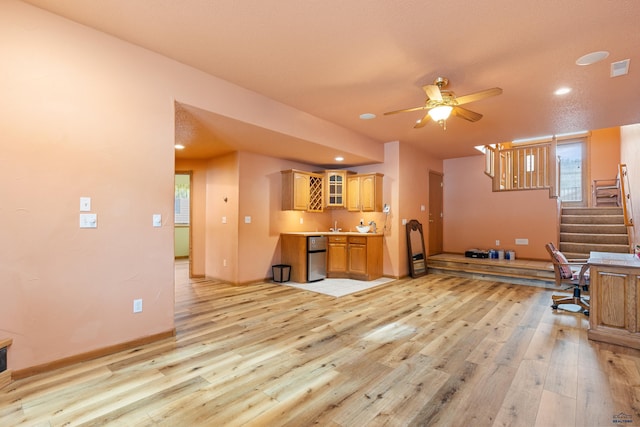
xmin=557 ymin=137 xmax=589 ymax=207
xmin=175 ymin=170 xmax=193 ymax=278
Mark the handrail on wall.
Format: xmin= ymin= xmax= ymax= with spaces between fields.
xmin=619 ymin=163 xmax=634 ymax=227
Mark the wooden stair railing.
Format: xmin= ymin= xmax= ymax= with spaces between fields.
xmin=0 ymin=337 xmax=12 ymax=389
xmin=620 ymin=163 xmax=634 ymax=227
xmin=483 ymin=138 xmax=558 ymax=198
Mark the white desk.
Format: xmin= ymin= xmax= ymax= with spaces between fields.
xmin=587 ymin=251 xmax=640 ymax=349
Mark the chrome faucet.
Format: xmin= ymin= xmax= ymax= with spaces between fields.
xmin=330 ymin=220 xmax=342 ymax=232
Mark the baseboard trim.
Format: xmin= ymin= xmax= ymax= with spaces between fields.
xmin=13 ymin=329 xmax=175 ymax=380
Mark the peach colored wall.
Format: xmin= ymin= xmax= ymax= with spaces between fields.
xmin=175 ymin=159 xmax=209 ymax=277
xmin=205 ymin=153 xmax=240 ymax=282
xmin=398 ymin=143 xmax=443 ymax=269
xmin=443 ymin=156 xmax=558 ymax=259
xmin=1 ymin=2 xmax=176 ymax=371
xmin=620 ymin=124 xmax=640 ymax=247
xmin=1 ymin=1 xmax=385 ymax=372
xmin=590 ymin=127 xmax=621 ymax=193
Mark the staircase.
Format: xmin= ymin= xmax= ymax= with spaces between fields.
xmin=560 ymin=206 xmax=630 ymax=259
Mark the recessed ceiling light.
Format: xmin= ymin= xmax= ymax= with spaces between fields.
xmin=359 ymin=113 xmax=376 ymax=120
xmin=335 ymin=156 xmax=344 ymax=162
xmin=554 ymin=87 xmax=571 ymax=95
xmin=576 ymin=51 xmax=609 ymax=66
xmin=175 ymin=144 xmax=185 ymax=150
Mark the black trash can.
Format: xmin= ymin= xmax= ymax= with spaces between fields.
xmin=272 ymin=264 xmax=291 ymax=283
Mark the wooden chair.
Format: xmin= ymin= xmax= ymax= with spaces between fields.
xmin=545 ymin=242 xmax=590 ymax=316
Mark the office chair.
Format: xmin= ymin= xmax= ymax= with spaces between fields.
xmin=545 ymin=242 xmax=590 ymax=316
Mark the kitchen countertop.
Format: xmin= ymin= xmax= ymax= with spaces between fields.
xmin=281 ymin=231 xmax=384 ymax=236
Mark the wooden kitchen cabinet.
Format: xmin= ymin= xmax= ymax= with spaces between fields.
xmin=347 ymin=173 xmax=383 ymax=212
xmin=321 ymin=170 xmax=353 ymax=209
xmin=327 ymin=235 xmax=348 ymax=276
xmin=587 ymin=252 xmax=640 ymax=349
xmin=280 ymin=234 xmax=309 ymax=283
xmin=327 ymin=234 xmax=383 ymax=280
xmin=281 ymin=169 xmax=323 ymax=212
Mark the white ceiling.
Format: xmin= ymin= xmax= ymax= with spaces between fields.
xmin=23 ymin=0 xmax=640 ymax=163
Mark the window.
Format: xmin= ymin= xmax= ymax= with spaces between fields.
xmin=557 ymin=139 xmax=587 ymax=205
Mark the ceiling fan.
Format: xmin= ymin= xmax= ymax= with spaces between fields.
xmin=385 ymin=77 xmax=502 ymax=130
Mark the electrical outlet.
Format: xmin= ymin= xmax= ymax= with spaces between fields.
xmin=299 ymin=217 xmax=303 ymax=224
xmin=133 ymin=299 xmax=143 ymax=313
xmin=496 ymin=240 xmax=500 ymax=246
xmin=515 ymin=238 xmax=529 ymax=245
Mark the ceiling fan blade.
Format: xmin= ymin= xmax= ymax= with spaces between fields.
xmin=384 ymin=105 xmax=428 ymax=115
xmin=452 ymin=106 xmax=483 ymax=122
xmin=413 ymin=113 xmax=431 ymax=128
xmin=455 ymin=87 xmax=502 ymax=106
xmin=423 ymin=84 xmax=443 ymax=102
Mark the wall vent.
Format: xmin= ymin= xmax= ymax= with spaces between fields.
xmin=611 ymin=59 xmax=630 ymax=77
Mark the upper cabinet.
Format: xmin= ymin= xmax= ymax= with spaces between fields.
xmin=322 ymin=170 xmax=355 ymax=209
xmin=281 ymin=169 xmax=324 ymax=212
xmin=347 ymin=173 xmax=384 ymax=212
xmin=281 ymin=169 xmax=383 ymax=212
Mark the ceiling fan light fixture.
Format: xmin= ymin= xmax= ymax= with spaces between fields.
xmin=428 ymin=105 xmax=453 ymax=122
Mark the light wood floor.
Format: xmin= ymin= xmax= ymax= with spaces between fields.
xmin=3 ymin=262 xmax=640 ymax=426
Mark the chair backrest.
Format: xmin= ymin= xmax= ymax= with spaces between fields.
xmin=545 ymin=242 xmax=574 ymax=283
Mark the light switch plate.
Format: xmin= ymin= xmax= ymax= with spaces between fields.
xmin=80 ymin=213 xmax=97 ymax=228
xmin=244 ymin=216 xmax=251 ymax=224
xmin=133 ymin=299 xmax=142 ymax=313
xmin=80 ymin=197 xmax=91 ymax=212
xmin=222 ymin=216 xmax=227 ymax=224
xmin=515 ymin=238 xmax=529 ymax=245
xmin=152 ymin=214 xmax=162 ymax=227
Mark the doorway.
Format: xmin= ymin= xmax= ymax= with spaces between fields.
xmin=174 ymin=172 xmax=192 ymax=276
xmin=428 ymin=171 xmax=444 ymax=255
xmin=557 ymin=139 xmax=587 ymax=206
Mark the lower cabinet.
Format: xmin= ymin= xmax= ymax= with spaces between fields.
xmin=327 ymin=235 xmax=348 ymax=276
xmin=588 ymin=261 xmax=640 ymax=349
xmin=327 ymin=234 xmax=383 ymax=280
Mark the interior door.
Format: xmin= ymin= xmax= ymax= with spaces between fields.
xmin=428 ymin=171 xmax=443 ymax=255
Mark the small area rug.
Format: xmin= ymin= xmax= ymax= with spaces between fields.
xmin=280 ymin=277 xmax=395 ymax=297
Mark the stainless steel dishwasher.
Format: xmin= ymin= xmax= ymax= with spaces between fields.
xmin=307 ymin=235 xmax=327 ymax=282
